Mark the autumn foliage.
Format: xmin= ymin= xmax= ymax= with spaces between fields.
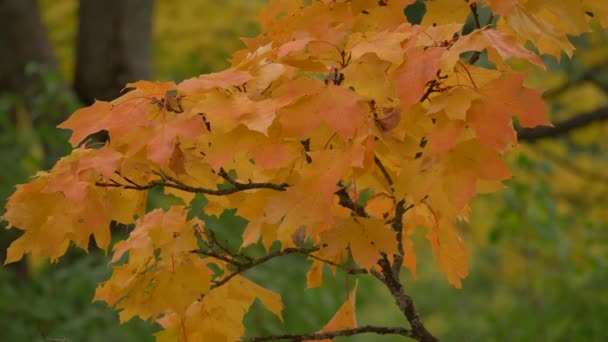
xmin=3 ymin=1 xmax=607 ymax=341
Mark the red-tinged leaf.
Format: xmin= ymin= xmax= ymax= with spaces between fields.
xmin=443 ymin=29 xmax=543 ymax=69
xmin=77 ymin=148 xmax=123 ymax=180
xmin=250 ymin=140 xmax=298 ymax=170
xmin=57 ymin=100 xmax=112 ymax=147
xmin=42 ymin=150 xmax=99 ymax=203
xmin=124 ymin=80 xmax=177 ymax=94
xmin=468 ymin=100 xmax=516 ymax=150
xmin=396 ymin=47 xmax=444 ymax=109
xmin=480 ymin=29 xmax=544 ymax=68
xmin=147 ymin=115 xmax=204 ymax=166
xmin=468 ymin=73 xmax=549 ymax=149
xmin=278 ymin=38 xmax=315 ymax=58
xmin=178 ymin=68 xmax=251 ymax=92
xmin=428 ymin=117 xmax=465 ymax=155
xmin=193 ymin=91 xmax=276 ymax=135
xmin=279 ymin=84 xmax=367 ymax=140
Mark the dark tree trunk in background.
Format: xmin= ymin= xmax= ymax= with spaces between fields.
xmin=0 ymin=0 xmax=57 ymax=95
xmin=0 ymin=0 xmax=58 ymax=281
xmin=74 ymin=0 xmax=153 ymax=104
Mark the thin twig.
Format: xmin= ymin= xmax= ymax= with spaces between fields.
xmin=205 ymin=246 xmax=321 ymax=289
xmin=193 ymin=249 xmax=245 ymax=268
xmin=219 ymin=168 xmax=239 ymax=186
xmin=374 ymin=155 xmax=394 ymax=188
xmin=306 ymin=253 xmax=368 ymax=275
xmin=241 ymin=325 xmax=415 ymax=341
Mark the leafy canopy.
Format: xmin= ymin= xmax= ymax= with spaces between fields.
xmin=3 ymin=0 xmax=607 ymax=341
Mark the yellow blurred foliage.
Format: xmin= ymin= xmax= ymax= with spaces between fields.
xmin=39 ymin=0 xmax=265 ymax=80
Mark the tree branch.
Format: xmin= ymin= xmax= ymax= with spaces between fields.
xmin=96 ymin=170 xmax=289 ymax=195
xmin=242 ymin=325 xmax=415 ymax=342
xmin=374 ymin=155 xmax=394 ymax=188
xmin=335 ymin=187 xmax=368 ymax=217
xmin=306 ymin=253 xmax=368 ymax=275
xmin=375 ymin=257 xmax=438 ymax=342
xmin=516 ymin=107 xmax=608 ymax=143
xmin=195 ymin=246 xmax=321 ymax=290
xmin=390 ymin=200 xmax=414 ymax=274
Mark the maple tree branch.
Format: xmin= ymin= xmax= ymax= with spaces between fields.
xmin=419 ymin=80 xmax=438 ymax=103
xmin=306 ymin=253 xmax=368 ymax=275
xmin=96 ymin=171 xmax=290 ymax=196
xmin=194 ymin=249 xmax=246 ymax=268
xmin=374 ymin=155 xmax=394 ymax=188
xmin=390 ymin=200 xmax=414 ymax=274
xmin=204 ymin=246 xmax=321 ymax=290
xmin=375 ymin=256 xmax=438 ymax=342
xmin=218 ymin=167 xmax=240 ymax=186
xmin=241 ymin=325 xmax=415 ymax=341
xmin=195 ymin=231 xmax=249 ymax=267
xmin=516 ymin=107 xmax=608 ymax=142
xmin=335 ymin=187 xmax=368 ymax=217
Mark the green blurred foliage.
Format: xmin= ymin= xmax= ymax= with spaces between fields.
xmin=0 ymin=251 xmax=156 ymax=342
xmin=0 ymin=64 xmax=75 ymax=199
xmin=1 ymin=2 xmax=607 ymax=341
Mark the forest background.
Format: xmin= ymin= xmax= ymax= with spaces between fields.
xmin=0 ymin=0 xmax=607 ymax=341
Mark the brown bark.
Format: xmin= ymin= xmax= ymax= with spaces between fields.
xmin=0 ymin=0 xmax=57 ymax=94
xmin=74 ymin=0 xmax=153 ymax=104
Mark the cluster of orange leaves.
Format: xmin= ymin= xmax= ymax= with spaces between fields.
xmin=3 ymin=0 xmax=607 ymax=340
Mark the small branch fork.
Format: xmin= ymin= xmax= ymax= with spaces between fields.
xmin=197 ymin=246 xmax=322 ymax=290
xmin=193 ymin=235 xmax=367 ymax=291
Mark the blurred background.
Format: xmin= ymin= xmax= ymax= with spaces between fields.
xmin=0 ymin=1 xmax=606 ymax=341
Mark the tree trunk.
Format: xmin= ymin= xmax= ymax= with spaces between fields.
xmin=0 ymin=0 xmax=57 ymax=94
xmin=0 ymin=0 xmax=59 ymax=281
xmin=74 ymin=0 xmax=153 ymax=104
